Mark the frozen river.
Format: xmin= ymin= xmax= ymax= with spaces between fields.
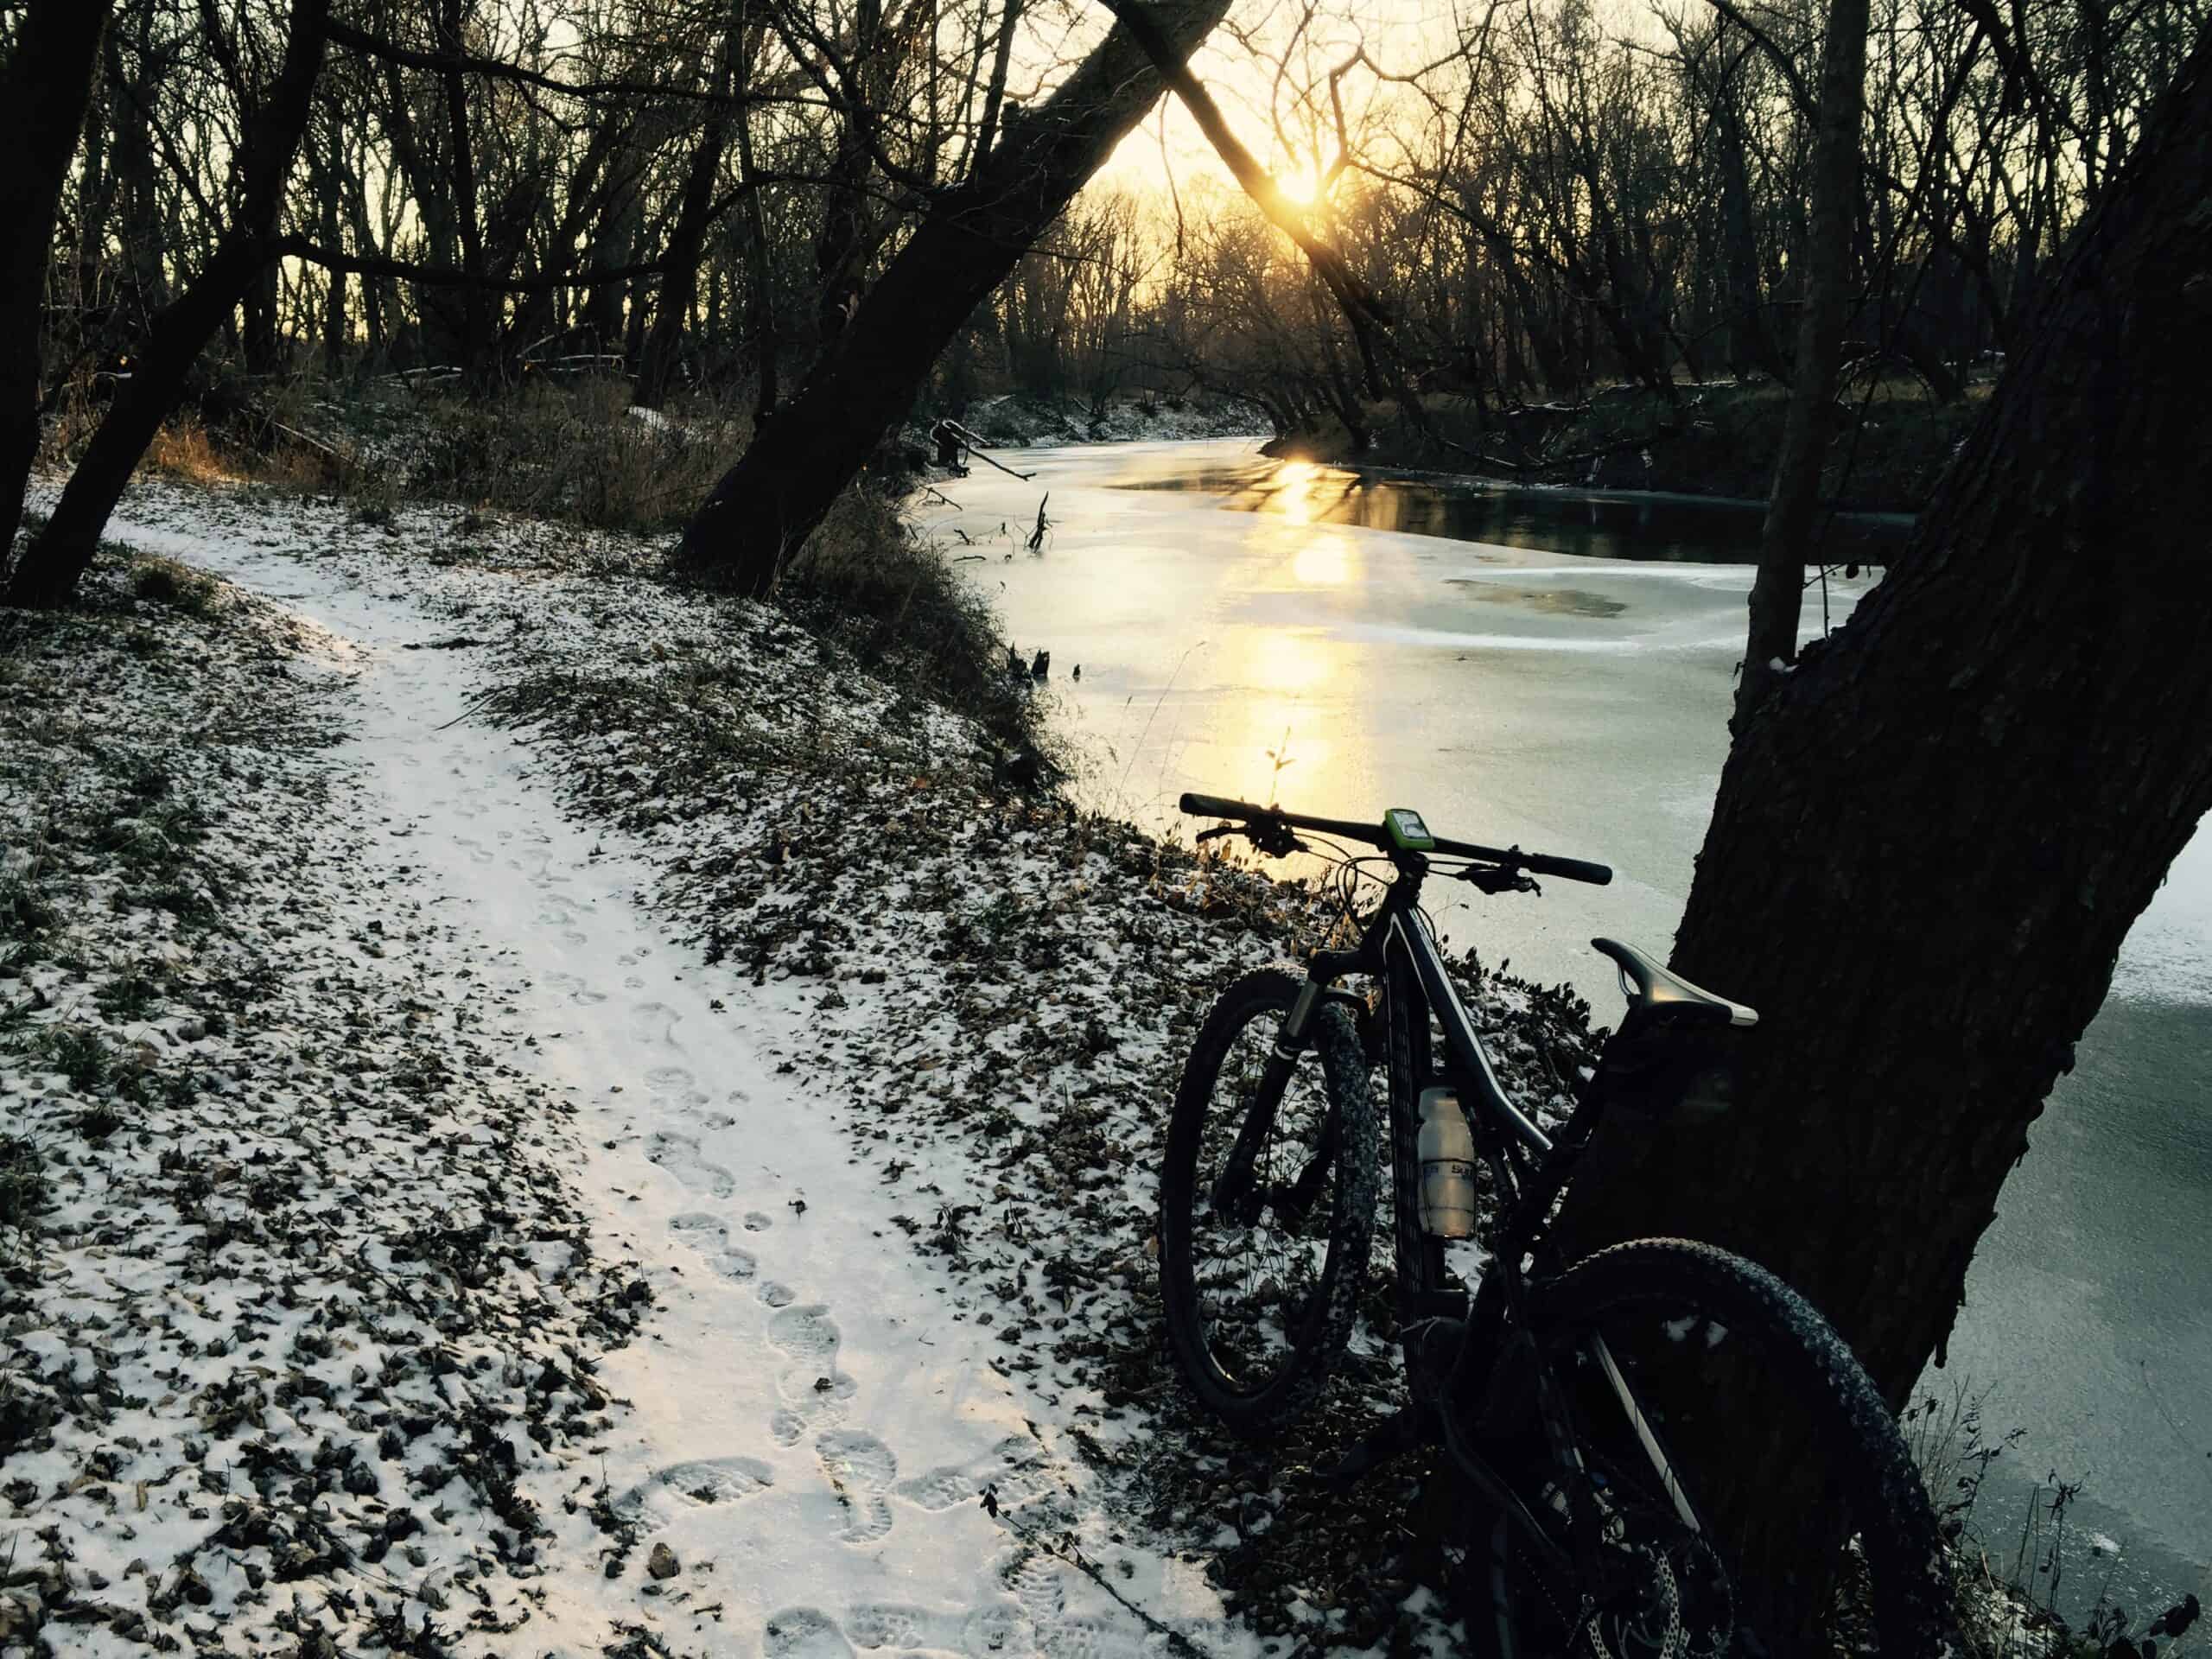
xmin=937 ymin=437 xmax=2210 ymax=1616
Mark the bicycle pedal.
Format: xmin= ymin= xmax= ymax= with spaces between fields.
xmin=1317 ymin=1405 xmax=1435 ymax=1489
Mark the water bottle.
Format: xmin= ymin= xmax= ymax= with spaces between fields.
xmin=1417 ymin=1086 xmax=1477 ymax=1238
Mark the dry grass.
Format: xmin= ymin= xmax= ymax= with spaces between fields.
xmin=143 ymin=418 xmax=238 ymax=486
xmin=404 ymin=376 xmax=747 ymax=533
xmin=126 ymin=552 xmax=222 ymax=615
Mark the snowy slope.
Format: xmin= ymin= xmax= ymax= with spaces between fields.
xmin=7 ymin=475 xmax=1597 ymax=1659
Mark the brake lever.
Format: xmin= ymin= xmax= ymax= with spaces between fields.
xmin=1249 ymin=812 xmax=1304 ymax=858
xmin=1194 ymin=819 xmax=1306 ymax=859
xmin=1464 ymin=866 xmax=1541 ymax=897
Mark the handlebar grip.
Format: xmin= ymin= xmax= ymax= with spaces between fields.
xmin=1526 ymin=852 xmax=1612 ymax=886
xmin=1179 ymin=791 xmax=1268 ymax=819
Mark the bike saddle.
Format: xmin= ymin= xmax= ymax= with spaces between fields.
xmin=1592 ymin=938 xmax=1758 ymax=1028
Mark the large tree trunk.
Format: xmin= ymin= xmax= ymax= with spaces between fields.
xmin=436 ymin=0 xmax=493 ymax=385
xmin=1734 ymin=0 xmax=1870 ymax=723
xmin=2 ymin=0 xmax=332 ymax=608
xmin=676 ymin=0 xmax=1231 ymax=595
xmin=1556 ymin=16 xmax=2212 ymax=1433
xmin=635 ymin=38 xmax=739 ymax=411
xmin=732 ymin=8 xmax=778 ymax=425
xmin=1713 ymin=83 xmax=1783 ymax=382
xmin=0 ymin=0 xmax=115 ymax=558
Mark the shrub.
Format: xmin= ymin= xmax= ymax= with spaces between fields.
xmin=43 ymin=1025 xmax=112 ymax=1092
xmin=0 ymin=875 xmax=56 ymax=951
xmin=0 ymin=1137 xmax=47 ymax=1230
xmin=779 ymin=486 xmax=1049 ymax=757
xmin=129 ymin=555 xmax=220 ymax=615
xmin=144 ymin=418 xmax=232 ymax=485
xmin=404 ymin=376 xmax=746 ymax=533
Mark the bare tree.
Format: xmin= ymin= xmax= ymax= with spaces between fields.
xmin=675 ymin=0 xmax=1235 ymax=597
xmin=1736 ymin=0 xmax=1872 ymax=721
xmin=3 ymin=0 xmax=332 ymax=607
xmin=0 ymin=0 xmax=115 ymax=553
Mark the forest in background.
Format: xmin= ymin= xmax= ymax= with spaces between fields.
xmin=14 ymin=0 xmax=2198 ymax=461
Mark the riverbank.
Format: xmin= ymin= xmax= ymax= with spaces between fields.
xmin=941 ymin=436 xmax=2212 ymax=1630
xmin=2 ymin=474 xmax=1592 ymax=1659
xmin=6 ymin=459 xmax=2193 ymax=1657
xmin=1263 ymin=378 xmax=1992 ymax=514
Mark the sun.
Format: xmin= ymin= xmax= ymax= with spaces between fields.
xmin=1275 ymin=164 xmax=1322 ymax=206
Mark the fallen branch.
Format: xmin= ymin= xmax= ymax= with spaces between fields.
xmin=941 ymin=419 xmax=1036 ymax=480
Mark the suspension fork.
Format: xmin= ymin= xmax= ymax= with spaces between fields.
xmin=1212 ymin=977 xmax=1329 ymax=1226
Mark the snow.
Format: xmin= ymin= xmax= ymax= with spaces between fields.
xmin=9 ymin=474 xmax=1599 ymax=1659
xmin=28 ymin=486 xmax=1237 ymax=1659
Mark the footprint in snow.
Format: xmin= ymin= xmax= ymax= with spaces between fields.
xmin=630 ymin=1001 xmax=682 ymax=1046
xmin=758 ymin=1281 xmax=797 ymax=1308
xmin=742 ymin=1211 xmax=773 ymax=1232
xmin=613 ymin=1455 xmax=775 ymax=1531
xmin=767 ymin=1304 xmax=839 ymax=1366
xmin=764 ymin=1604 xmax=1029 ymax=1659
xmin=814 ymin=1431 xmax=898 ymax=1542
xmin=451 ymin=835 xmax=496 ymax=865
xmin=850 ymin=1604 xmax=1028 ymax=1656
xmin=998 ymin=1558 xmax=1162 ymax=1659
xmin=667 ymin=1211 xmax=759 ymax=1281
xmin=765 ymin=1609 xmax=857 ymax=1659
xmin=542 ymin=970 xmax=609 ymax=1007
xmin=645 ymin=1132 xmax=734 ymax=1198
xmin=897 ymin=1438 xmax=1055 ymax=1515
xmin=771 ymin=1366 xmax=856 ymax=1446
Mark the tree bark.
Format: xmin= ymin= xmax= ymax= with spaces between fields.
xmin=436 ymin=0 xmax=493 ymax=385
xmin=734 ymin=27 xmax=778 ymax=425
xmin=676 ymin=0 xmax=1233 ymax=595
xmin=2 ymin=0 xmax=332 ymax=608
xmin=0 ymin=0 xmax=115 ymax=559
xmin=1735 ymin=0 xmax=1870 ymax=724
xmin=636 ymin=36 xmax=739 ymax=411
xmin=1713 ymin=83 xmax=1783 ymax=382
xmin=1555 ymin=9 xmax=2212 ymax=1459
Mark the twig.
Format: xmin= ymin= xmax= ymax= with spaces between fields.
xmin=435 ymin=689 xmax=507 ymax=730
xmin=991 ymin=1504 xmax=1218 ymax=1659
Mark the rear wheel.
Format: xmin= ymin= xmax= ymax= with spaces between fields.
xmin=1458 ymin=1239 xmax=1957 ymax=1656
xmin=1158 ymin=969 xmax=1377 ymax=1434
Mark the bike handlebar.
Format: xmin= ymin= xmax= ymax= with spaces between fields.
xmin=1178 ymin=791 xmax=1613 ymax=886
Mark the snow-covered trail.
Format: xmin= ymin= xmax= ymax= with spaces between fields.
xmin=115 ymin=511 xmax=1224 ymax=1659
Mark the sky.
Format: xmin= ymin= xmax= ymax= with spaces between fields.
xmin=1083 ymin=0 xmax=1478 ymax=200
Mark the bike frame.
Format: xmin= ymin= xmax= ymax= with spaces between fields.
xmin=1218 ymin=843 xmax=1699 ymax=1577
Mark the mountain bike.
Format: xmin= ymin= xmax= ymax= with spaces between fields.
xmin=1156 ymin=792 xmax=1958 ymax=1656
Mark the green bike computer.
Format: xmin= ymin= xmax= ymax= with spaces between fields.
xmin=1383 ymin=808 xmax=1437 ymax=851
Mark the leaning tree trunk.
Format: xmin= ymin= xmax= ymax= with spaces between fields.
xmin=1546 ymin=38 xmax=2212 ymax=1626
xmin=635 ymin=37 xmax=738 ymax=412
xmin=676 ymin=0 xmax=1232 ymax=596
xmin=1555 ymin=16 xmax=2212 ymax=1449
xmin=2 ymin=0 xmax=332 ymax=609
xmin=1734 ymin=0 xmax=1870 ymax=723
xmin=0 ymin=0 xmax=115 ymax=560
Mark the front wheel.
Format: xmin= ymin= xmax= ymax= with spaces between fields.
xmin=1158 ymin=969 xmax=1377 ymax=1435
xmin=1459 ymin=1239 xmax=1958 ymax=1656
